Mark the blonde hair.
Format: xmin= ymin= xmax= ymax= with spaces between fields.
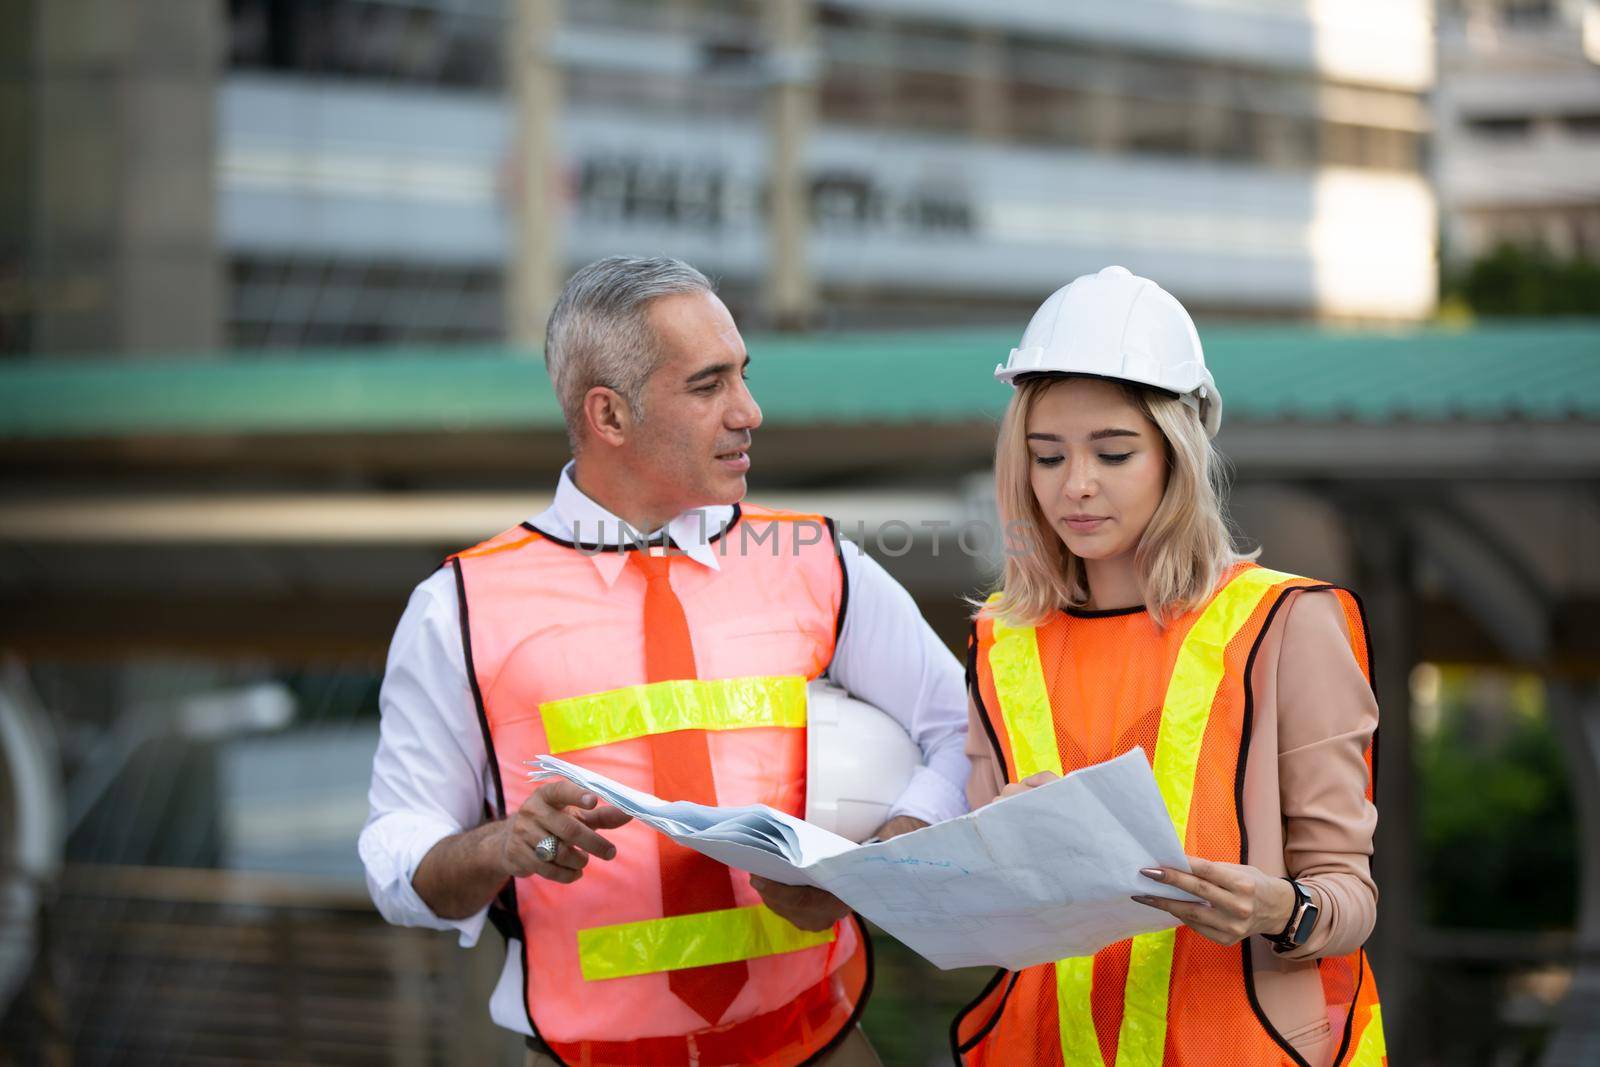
xmin=981 ymin=376 xmax=1255 ymax=628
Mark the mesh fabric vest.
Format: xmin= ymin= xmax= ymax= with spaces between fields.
xmin=449 ymin=504 xmax=870 ymax=1067
xmin=952 ymin=564 xmax=1386 ymax=1067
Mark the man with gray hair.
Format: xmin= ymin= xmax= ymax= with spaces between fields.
xmin=360 ymin=256 xmax=968 ymax=1065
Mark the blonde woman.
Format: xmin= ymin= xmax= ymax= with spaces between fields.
xmin=952 ymin=267 xmax=1387 ymax=1067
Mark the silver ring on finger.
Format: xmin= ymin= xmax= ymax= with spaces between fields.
xmin=534 ymin=834 xmax=560 ymax=863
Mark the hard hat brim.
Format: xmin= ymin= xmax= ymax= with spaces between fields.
xmin=993 ymin=366 xmax=1222 ymax=438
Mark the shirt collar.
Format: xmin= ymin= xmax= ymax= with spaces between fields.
xmin=527 ymin=461 xmax=734 ymax=586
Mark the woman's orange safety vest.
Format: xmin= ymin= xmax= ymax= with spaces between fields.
xmin=450 ymin=504 xmax=870 ymax=1067
xmin=953 ymin=564 xmax=1385 ymax=1067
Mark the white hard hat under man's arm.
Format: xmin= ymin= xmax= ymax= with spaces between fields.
xmin=821 ymin=537 xmax=971 ymax=827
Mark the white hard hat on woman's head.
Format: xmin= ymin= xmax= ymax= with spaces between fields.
xmin=994 ymin=265 xmax=1223 ymax=437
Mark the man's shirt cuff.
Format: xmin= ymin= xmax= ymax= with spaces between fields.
xmin=359 ymin=812 xmax=489 ymax=948
xmin=887 ymin=763 xmax=969 ymax=826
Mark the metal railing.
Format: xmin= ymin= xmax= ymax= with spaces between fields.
xmin=0 ymin=864 xmax=520 ymax=1067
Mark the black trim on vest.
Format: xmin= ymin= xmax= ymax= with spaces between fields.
xmin=519 ymin=503 xmax=744 ymax=553
xmin=949 ymin=623 xmax=1020 ymax=1063
xmin=966 ymin=622 xmax=1008 ymax=783
xmin=453 ymin=558 xmax=508 ymax=820
xmin=796 ymin=913 xmax=876 ymax=1067
xmin=1236 ymin=582 xmax=1343 ymax=1067
xmin=1329 ymin=589 xmax=1377 ymax=1067
xmin=949 ymin=968 xmax=1018 ymax=1061
xmin=1368 ymin=723 xmax=1381 ymax=803
xmin=1063 ymin=603 xmax=1147 ymax=618
xmin=486 ymin=891 xmax=522 ymax=943
xmin=453 ymin=557 xmax=546 ymax=1047
xmin=1328 ymin=941 xmax=1366 ymax=1066
xmin=484 ymin=796 xmax=524 ymax=944
xmin=826 ymin=516 xmax=849 ymax=648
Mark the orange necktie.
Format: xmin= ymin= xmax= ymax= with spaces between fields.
xmin=631 ymin=549 xmax=748 ymax=1026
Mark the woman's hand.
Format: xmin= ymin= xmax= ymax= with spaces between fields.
xmin=998 ymin=770 xmax=1059 ymax=800
xmin=1132 ymin=857 xmax=1297 ymax=946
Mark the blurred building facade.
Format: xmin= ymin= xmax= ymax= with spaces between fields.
xmin=216 ymin=0 xmax=1436 ymax=347
xmin=25 ymin=0 xmax=1425 ymax=353
xmin=1436 ymin=0 xmax=1600 ymax=263
xmin=1 ymin=0 xmax=223 ymax=356
xmin=14 ymin=4 xmax=1600 ymax=1067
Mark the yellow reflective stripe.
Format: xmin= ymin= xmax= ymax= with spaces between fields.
xmin=1115 ymin=929 xmax=1176 ymax=1067
xmin=1148 ymin=567 xmax=1293 ymax=857
xmin=988 ymin=606 xmax=1091 ymax=1058
xmin=1348 ymin=1004 xmax=1387 ymax=1067
xmin=540 ymin=675 xmax=806 ymax=754
xmin=1056 ymin=955 xmax=1106 ymax=1067
xmin=576 ymin=904 xmax=835 ymax=981
xmin=987 ymin=614 xmax=1064 ymax=779
xmin=1114 ymin=566 xmax=1297 ymax=1067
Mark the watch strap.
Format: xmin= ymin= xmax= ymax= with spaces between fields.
xmin=1274 ymin=877 xmax=1306 ymax=940
xmin=1266 ymin=877 xmax=1317 ymax=951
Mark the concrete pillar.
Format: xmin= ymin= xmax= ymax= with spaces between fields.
xmin=1544 ymin=680 xmax=1600 ymax=1066
xmin=968 ymin=28 xmax=1008 ymax=143
xmin=765 ymin=0 xmax=816 ymax=331
xmin=1352 ymin=515 xmax=1420 ymax=1063
xmin=1085 ymin=65 xmax=1124 ymax=155
xmin=0 ymin=4 xmax=33 ymax=354
xmin=1190 ymin=77 xmax=1231 ymax=160
xmin=1257 ymin=112 xmax=1305 ymax=171
xmin=9 ymin=0 xmax=221 ymax=356
xmin=507 ymin=0 xmax=565 ymax=347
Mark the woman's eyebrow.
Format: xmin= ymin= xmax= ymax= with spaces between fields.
xmin=1088 ymin=428 xmax=1141 ymax=441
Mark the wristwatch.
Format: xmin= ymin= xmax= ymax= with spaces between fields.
xmin=1265 ymin=877 xmax=1319 ymax=952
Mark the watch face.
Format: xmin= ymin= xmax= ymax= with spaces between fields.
xmin=1291 ymin=901 xmax=1320 ymax=945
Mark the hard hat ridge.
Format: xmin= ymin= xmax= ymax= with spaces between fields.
xmin=995 ymin=265 xmax=1223 ymax=437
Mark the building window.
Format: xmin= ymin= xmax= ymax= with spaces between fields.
xmin=228 ymin=257 xmax=504 ymax=348
xmin=1466 ymin=116 xmax=1534 ymax=139
xmin=1006 ymin=80 xmax=1093 ymax=148
xmin=227 ymin=0 xmax=505 ymax=89
xmin=1560 ymin=113 xmax=1600 ymax=137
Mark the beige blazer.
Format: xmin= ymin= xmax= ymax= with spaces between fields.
xmin=964 ymin=589 xmax=1380 ymax=1067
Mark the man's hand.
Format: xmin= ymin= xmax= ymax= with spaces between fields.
xmin=412 ymin=782 xmax=632 ymax=920
xmin=749 ymin=875 xmax=851 ymax=932
xmin=871 ymin=815 xmax=927 ymax=841
xmin=498 ymin=780 xmax=633 ymax=884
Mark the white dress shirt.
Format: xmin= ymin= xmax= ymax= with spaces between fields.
xmin=359 ymin=462 xmax=969 ymax=1035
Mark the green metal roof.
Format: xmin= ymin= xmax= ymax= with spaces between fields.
xmin=2 ymin=321 xmax=1597 ymax=440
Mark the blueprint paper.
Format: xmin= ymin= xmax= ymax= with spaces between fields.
xmin=529 ymin=748 xmax=1198 ymax=970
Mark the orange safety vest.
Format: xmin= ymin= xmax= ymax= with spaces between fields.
xmin=449 ymin=503 xmax=870 ymax=1067
xmin=952 ymin=564 xmax=1386 ymax=1067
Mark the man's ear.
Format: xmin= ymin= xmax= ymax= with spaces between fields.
xmin=582 ymin=386 xmax=632 ymax=449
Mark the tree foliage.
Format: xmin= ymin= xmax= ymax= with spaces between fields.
xmin=1446 ymin=244 xmax=1600 ymax=316
xmin=1418 ymin=669 xmax=1578 ymax=931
